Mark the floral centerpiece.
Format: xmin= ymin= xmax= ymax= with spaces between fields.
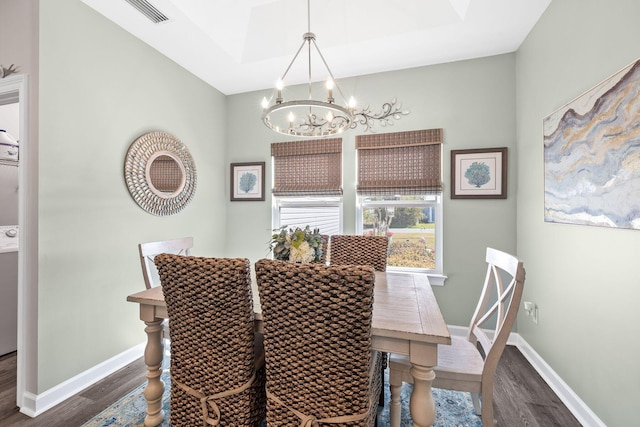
xmin=269 ymin=225 xmax=324 ymax=263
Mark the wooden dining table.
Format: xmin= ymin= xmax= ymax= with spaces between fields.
xmin=127 ymin=271 xmax=451 ymax=427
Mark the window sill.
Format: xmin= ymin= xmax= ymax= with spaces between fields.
xmin=426 ymin=273 xmax=447 ymax=287
xmin=386 ymin=267 xmax=447 ymax=286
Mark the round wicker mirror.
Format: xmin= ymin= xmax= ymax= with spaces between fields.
xmin=124 ymin=132 xmax=196 ymax=216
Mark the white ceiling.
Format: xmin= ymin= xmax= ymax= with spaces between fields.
xmin=82 ymin=0 xmax=551 ymax=95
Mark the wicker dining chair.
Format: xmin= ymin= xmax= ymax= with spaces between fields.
xmin=138 ymin=237 xmax=193 ymax=342
xmin=154 ymin=254 xmax=266 ymax=427
xmin=328 ymin=233 xmax=389 ymax=406
xmin=255 ymin=259 xmax=382 ymax=426
xmin=328 ymin=234 xmax=389 ymax=272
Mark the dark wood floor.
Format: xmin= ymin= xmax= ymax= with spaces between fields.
xmin=0 ymin=346 xmax=581 ymax=426
xmin=0 ymin=351 xmax=148 ymax=427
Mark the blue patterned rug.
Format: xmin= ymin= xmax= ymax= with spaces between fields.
xmin=83 ymin=370 xmax=481 ymax=426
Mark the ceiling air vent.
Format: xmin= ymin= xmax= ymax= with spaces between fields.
xmin=124 ymin=0 xmax=169 ymax=24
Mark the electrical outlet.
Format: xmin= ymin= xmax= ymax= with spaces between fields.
xmin=523 ymin=301 xmax=538 ymax=324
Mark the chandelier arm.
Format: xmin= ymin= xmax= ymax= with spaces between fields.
xmin=306 ymin=0 xmax=312 ymax=100
xmin=280 ymin=38 xmax=309 ymax=82
xmin=307 ymin=37 xmax=312 ymax=99
xmin=310 ymin=39 xmax=349 ymax=104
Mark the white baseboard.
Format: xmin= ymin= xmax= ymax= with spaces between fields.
xmin=512 ymin=335 xmax=605 ymax=427
xmin=19 ymin=342 xmax=145 ymax=417
xmin=447 ymin=325 xmax=604 ymax=427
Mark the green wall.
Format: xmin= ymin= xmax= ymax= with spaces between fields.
xmin=226 ymin=54 xmax=518 ymax=328
xmin=516 ymin=0 xmax=640 ymax=424
xmin=36 ymin=0 xmax=228 ymax=391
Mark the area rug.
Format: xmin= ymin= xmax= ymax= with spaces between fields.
xmin=83 ymin=370 xmax=481 ymax=426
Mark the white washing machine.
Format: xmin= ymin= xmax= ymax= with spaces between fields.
xmin=0 ymin=225 xmax=18 ymax=356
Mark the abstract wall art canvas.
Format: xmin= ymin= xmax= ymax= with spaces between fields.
xmin=544 ymin=58 xmax=640 ymax=229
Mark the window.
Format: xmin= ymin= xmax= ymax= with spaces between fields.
xmin=355 ymin=129 xmax=445 ymax=285
xmin=357 ymin=195 xmax=443 ymax=281
xmin=271 ymin=138 xmax=343 ymax=235
xmin=273 ymin=197 xmax=342 ymax=235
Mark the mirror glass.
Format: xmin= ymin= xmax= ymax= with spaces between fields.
xmin=147 ymin=154 xmax=185 ymax=197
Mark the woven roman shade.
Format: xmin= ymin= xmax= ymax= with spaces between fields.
xmin=271 ymin=138 xmax=343 ymax=196
xmin=356 ymin=129 xmax=443 ymax=195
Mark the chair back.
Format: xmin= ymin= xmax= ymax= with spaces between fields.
xmin=328 ymin=234 xmax=389 ymax=271
xmin=138 ymin=237 xmax=193 ymax=289
xmin=468 ymin=247 xmax=526 ymax=380
xmin=154 ymin=254 xmax=266 ymax=426
xmin=255 ymin=259 xmax=380 ymax=426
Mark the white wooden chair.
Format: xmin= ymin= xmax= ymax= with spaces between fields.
xmin=388 ymin=247 xmax=526 ymax=427
xmin=138 ymin=237 xmax=193 ymax=289
xmin=138 ymin=237 xmax=193 ymax=341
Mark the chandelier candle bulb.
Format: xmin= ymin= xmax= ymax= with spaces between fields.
xmin=326 ymin=79 xmax=334 ymax=103
xmin=276 ymin=80 xmax=284 ymax=103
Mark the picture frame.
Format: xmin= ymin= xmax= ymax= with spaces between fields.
xmin=230 ymin=162 xmax=265 ymax=201
xmin=451 ymin=147 xmax=507 ymax=199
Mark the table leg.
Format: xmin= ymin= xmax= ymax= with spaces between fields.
xmin=389 ymin=381 xmax=402 ymax=427
xmin=409 ymin=363 xmax=436 ymax=427
xmin=142 ymin=319 xmax=165 ymax=427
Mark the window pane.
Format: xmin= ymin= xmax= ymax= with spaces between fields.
xmin=362 ymin=206 xmax=436 ymax=270
xmin=358 ymin=195 xmax=440 ymax=273
xmin=278 ymin=205 xmax=341 ymax=235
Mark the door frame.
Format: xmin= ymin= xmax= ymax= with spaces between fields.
xmin=0 ymin=74 xmax=37 ymax=413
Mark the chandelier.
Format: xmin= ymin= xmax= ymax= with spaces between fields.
xmin=261 ymin=0 xmax=352 ymax=137
xmin=261 ymin=0 xmax=408 ymax=138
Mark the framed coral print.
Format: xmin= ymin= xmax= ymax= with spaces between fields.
xmin=451 ymin=148 xmax=507 ymax=199
xmin=230 ymin=162 xmax=265 ymax=201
